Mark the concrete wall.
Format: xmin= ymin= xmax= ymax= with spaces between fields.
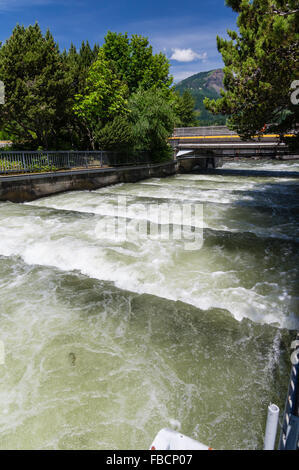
xmin=0 ymin=162 xmax=178 ymax=203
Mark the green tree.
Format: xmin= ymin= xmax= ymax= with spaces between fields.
xmin=204 ymin=0 xmax=299 ymax=143
xmin=65 ymin=41 xmax=100 ymax=96
xmin=96 ymin=115 xmax=133 ymax=152
xmin=173 ymin=90 xmax=198 ymax=127
xmin=62 ymin=41 xmax=100 ymax=149
xmin=128 ymin=87 xmax=177 ymax=161
xmin=73 ymin=49 xmax=129 ymax=149
xmin=102 ymin=31 xmax=173 ymax=94
xmin=73 ymin=32 xmax=175 ymax=152
xmin=0 ymin=23 xmax=72 ymax=149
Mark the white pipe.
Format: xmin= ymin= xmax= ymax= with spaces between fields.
xmin=264 ymin=404 xmax=280 ymax=450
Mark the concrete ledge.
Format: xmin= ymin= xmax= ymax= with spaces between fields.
xmin=0 ymin=162 xmax=178 ymax=203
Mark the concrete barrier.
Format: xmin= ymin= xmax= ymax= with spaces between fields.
xmin=0 ymin=162 xmax=178 ymax=203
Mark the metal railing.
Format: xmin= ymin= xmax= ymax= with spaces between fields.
xmin=0 ymin=150 xmax=151 ymax=174
xmin=279 ymin=332 xmax=299 ymax=450
xmin=172 ymin=126 xmax=237 ymax=137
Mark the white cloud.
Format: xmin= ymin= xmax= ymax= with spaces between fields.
xmin=170 ymin=48 xmax=207 ymax=62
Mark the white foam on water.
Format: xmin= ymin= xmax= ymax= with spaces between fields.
xmin=223 ymin=159 xmax=299 ymax=172
xmin=0 ymin=160 xmax=298 ymax=450
xmin=0 ymin=201 xmax=297 ymax=329
xmin=1 ymin=160 xmax=298 ymax=331
xmin=26 ymin=174 xmax=299 ymax=240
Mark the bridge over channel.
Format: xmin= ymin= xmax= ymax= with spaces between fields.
xmin=169 ymin=126 xmax=294 ymax=171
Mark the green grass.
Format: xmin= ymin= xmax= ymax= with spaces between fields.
xmin=0 ymin=159 xmax=58 ymax=173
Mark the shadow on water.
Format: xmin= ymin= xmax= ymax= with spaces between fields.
xmin=197 ymin=168 xmax=299 ymax=178
xmin=191 ymin=165 xmax=299 ymax=214
xmin=179 ymin=166 xmax=299 ymax=326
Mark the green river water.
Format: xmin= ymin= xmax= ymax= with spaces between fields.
xmin=0 ymin=159 xmax=298 ymax=450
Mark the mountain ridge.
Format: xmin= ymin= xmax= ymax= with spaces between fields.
xmin=175 ymin=69 xmax=226 ymax=125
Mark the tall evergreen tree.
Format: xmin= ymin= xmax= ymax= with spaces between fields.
xmin=174 ymin=90 xmax=198 ymax=127
xmin=204 ymin=0 xmax=299 ymax=144
xmin=0 ymin=23 xmax=72 ymax=149
xmin=63 ymin=40 xmax=100 ymax=149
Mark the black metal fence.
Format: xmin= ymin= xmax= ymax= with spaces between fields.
xmin=0 ymin=150 xmax=151 ymax=174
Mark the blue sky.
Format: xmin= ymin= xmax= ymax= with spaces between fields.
xmin=0 ymin=0 xmax=238 ymax=82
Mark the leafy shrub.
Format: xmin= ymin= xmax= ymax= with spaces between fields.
xmin=96 ymin=115 xmax=133 ymax=152
xmin=128 ymin=87 xmax=176 ymax=162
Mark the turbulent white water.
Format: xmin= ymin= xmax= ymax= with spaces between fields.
xmin=0 ymin=159 xmax=298 ymax=449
